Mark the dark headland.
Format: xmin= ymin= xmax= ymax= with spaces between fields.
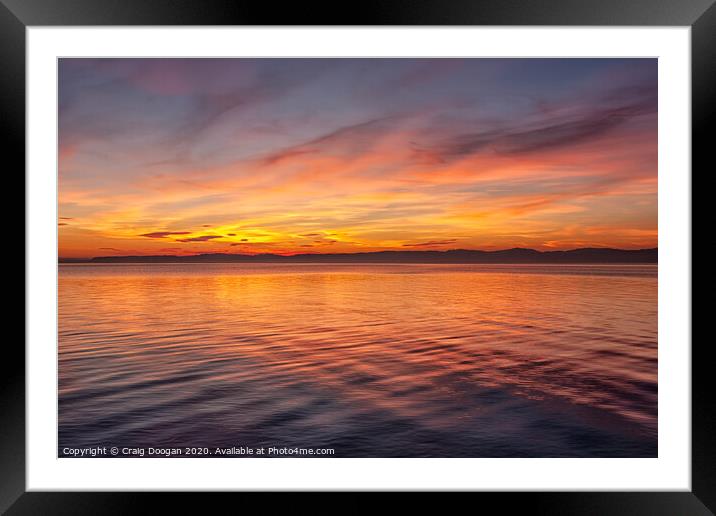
xmin=61 ymin=248 xmax=658 ymax=264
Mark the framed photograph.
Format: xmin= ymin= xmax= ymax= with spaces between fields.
xmin=7 ymin=0 xmax=711 ymax=511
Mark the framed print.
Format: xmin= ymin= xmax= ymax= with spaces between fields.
xmin=5 ymin=0 xmax=712 ymax=512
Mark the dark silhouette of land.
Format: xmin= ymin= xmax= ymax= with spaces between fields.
xmin=59 ymin=247 xmax=658 ymax=264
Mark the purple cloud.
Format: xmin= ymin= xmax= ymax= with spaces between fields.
xmin=176 ymin=235 xmax=223 ymax=242
xmin=140 ymin=231 xmax=192 ymax=238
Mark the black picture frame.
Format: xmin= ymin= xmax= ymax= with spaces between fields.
xmin=4 ymin=0 xmax=710 ymax=512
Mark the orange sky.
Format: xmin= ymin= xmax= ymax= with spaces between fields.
xmin=59 ymin=58 xmax=657 ymax=258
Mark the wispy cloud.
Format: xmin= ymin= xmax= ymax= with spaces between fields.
xmin=176 ymin=235 xmax=223 ymax=243
xmin=402 ymin=239 xmax=458 ymax=247
xmin=139 ymin=231 xmax=191 ymax=238
xmin=58 ymin=58 xmax=657 ymax=258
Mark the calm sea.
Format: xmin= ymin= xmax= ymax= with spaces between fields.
xmin=58 ymin=263 xmax=657 ymax=457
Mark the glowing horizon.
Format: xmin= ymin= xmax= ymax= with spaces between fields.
xmin=59 ymin=58 xmax=657 ymax=259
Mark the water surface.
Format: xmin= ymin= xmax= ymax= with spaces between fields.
xmin=59 ymin=263 xmax=657 ymax=457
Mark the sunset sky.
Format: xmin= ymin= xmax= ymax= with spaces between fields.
xmin=58 ymin=58 xmax=657 ymax=258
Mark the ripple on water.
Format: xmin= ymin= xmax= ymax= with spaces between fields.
xmin=59 ymin=263 xmax=657 ymax=457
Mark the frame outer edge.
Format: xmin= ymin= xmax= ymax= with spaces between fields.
xmin=0 ymin=0 xmax=715 ymax=26
xmin=6 ymin=0 xmax=711 ymax=511
xmin=692 ymin=1 xmax=716 ymax=513
xmin=0 ymin=0 xmax=27 ymax=513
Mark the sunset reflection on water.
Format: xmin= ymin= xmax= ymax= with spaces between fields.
xmin=59 ymin=263 xmax=657 ymax=457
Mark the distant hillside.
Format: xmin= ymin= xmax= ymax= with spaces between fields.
xmin=60 ymin=248 xmax=658 ymax=264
